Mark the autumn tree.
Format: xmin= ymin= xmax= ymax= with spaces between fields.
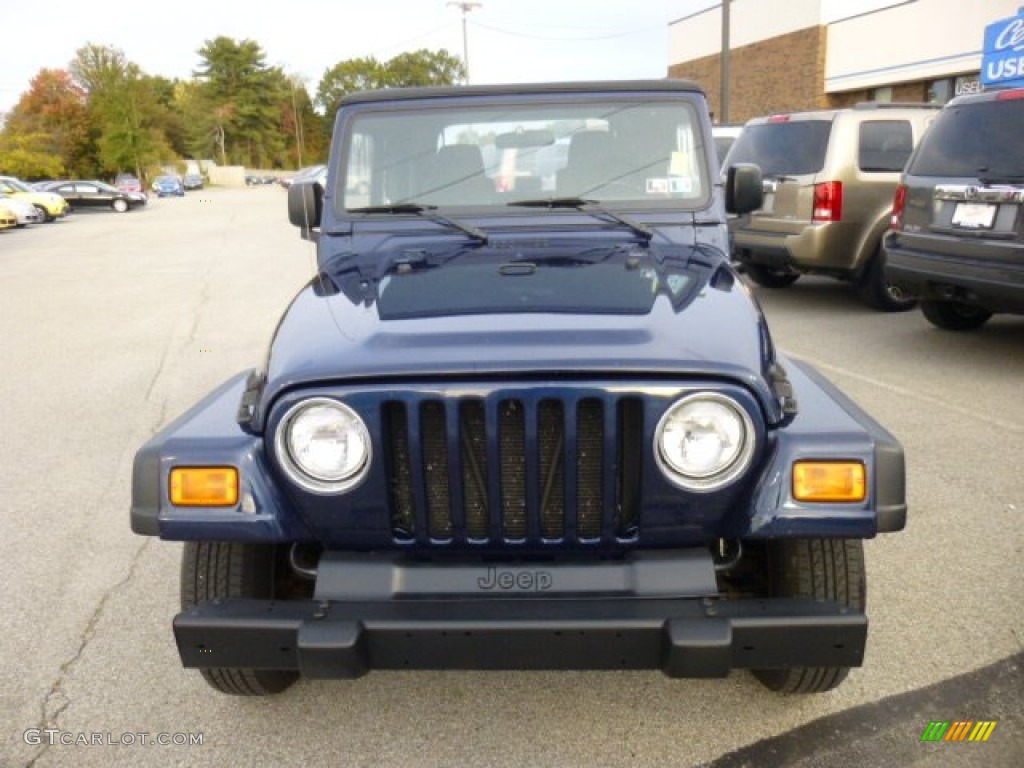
xmin=280 ymin=77 xmax=327 ymax=168
xmin=0 ymin=69 xmax=91 ymax=178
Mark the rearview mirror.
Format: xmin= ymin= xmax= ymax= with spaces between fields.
xmin=494 ymin=129 xmax=556 ymax=149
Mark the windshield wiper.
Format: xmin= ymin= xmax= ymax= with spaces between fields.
xmin=348 ymin=203 xmax=488 ymax=243
xmin=507 ymin=197 xmax=655 ymax=241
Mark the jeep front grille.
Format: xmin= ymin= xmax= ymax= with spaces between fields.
xmin=383 ymin=395 xmax=643 ymax=545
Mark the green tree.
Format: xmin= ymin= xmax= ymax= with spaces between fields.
xmin=0 ymin=132 xmax=66 ymax=179
xmin=316 ymin=57 xmax=386 ymax=117
xmin=192 ymin=37 xmax=292 ymax=168
xmin=70 ymin=44 xmax=176 ymax=179
xmin=383 ymin=49 xmax=465 ymax=88
xmin=316 ymin=49 xmax=465 ymax=118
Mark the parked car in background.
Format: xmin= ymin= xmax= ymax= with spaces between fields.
xmin=0 ymin=202 xmax=17 ymax=230
xmin=152 ymin=175 xmax=185 ymax=197
xmin=115 ymin=173 xmax=144 ymax=195
xmin=0 ymin=193 xmax=44 ymax=226
xmin=0 ymin=175 xmax=70 ymax=222
xmin=182 ymin=173 xmax=204 ymax=190
xmin=884 ymin=87 xmax=1024 ymax=331
xmin=712 ymin=124 xmax=743 ymax=166
xmin=278 ymin=164 xmax=326 ymax=189
xmin=724 ymin=103 xmax=939 ymax=310
xmin=40 ymin=180 xmax=147 ymax=212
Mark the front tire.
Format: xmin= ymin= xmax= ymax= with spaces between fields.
xmin=35 ymin=204 xmax=54 ymax=223
xmin=920 ymin=300 xmax=991 ymax=331
xmin=180 ymin=541 xmax=299 ymax=695
xmin=753 ymin=539 xmax=865 ymax=694
xmin=744 ymin=264 xmax=801 ymax=289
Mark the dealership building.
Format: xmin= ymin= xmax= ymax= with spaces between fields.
xmin=668 ymin=0 xmax=1023 ymax=123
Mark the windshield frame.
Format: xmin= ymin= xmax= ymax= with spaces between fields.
xmin=330 ymin=91 xmax=714 ymax=218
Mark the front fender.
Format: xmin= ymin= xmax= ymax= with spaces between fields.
xmin=745 ymin=357 xmax=907 ymax=537
xmin=131 ymin=371 xmax=313 ymax=541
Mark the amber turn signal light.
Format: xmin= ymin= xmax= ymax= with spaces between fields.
xmin=169 ymin=467 xmax=239 ymax=506
xmin=792 ymin=461 xmax=866 ymax=502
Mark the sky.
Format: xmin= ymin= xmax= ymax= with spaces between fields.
xmin=0 ymin=0 xmax=905 ymax=116
xmin=0 ymin=0 xmax=722 ymax=114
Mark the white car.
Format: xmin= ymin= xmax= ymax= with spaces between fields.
xmin=0 ymin=193 xmax=44 ymax=226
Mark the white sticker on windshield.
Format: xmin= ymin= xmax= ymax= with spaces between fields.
xmin=646 ymin=177 xmax=694 ymax=195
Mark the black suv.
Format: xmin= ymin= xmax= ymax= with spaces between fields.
xmin=884 ymin=88 xmax=1024 ymax=330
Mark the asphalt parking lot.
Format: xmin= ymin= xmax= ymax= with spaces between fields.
xmin=1 ymin=187 xmax=1021 ymax=767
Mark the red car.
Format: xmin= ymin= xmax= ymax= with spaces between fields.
xmin=114 ymin=173 xmax=144 ymax=195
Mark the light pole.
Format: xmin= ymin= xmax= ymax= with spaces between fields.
xmin=720 ymin=0 xmax=731 ymax=124
xmin=289 ymin=75 xmax=306 ymax=168
xmin=448 ymin=1 xmax=482 ymax=84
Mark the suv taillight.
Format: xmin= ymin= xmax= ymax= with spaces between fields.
xmin=890 ymin=183 xmax=907 ymax=230
xmin=812 ymin=181 xmax=842 ymax=222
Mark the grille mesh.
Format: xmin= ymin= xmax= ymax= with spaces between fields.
xmin=384 ymin=394 xmax=641 ymax=545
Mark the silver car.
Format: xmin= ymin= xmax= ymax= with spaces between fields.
xmin=0 ymin=193 xmax=44 ymax=226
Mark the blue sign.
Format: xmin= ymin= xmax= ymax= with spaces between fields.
xmin=982 ymin=7 xmax=1024 ymax=88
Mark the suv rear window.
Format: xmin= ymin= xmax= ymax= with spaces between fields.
xmin=725 ymin=120 xmax=832 ymax=176
xmin=908 ymin=99 xmax=1024 ymax=179
xmin=858 ymin=120 xmax=913 ymax=172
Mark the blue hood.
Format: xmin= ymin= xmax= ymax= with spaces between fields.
xmin=259 ymin=239 xmax=783 ymax=424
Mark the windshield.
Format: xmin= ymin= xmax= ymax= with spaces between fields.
xmin=908 ymin=98 xmax=1024 ymax=179
xmin=337 ymin=97 xmax=710 ymax=211
xmin=725 ymin=120 xmax=832 ymax=176
xmin=2 ymin=177 xmax=33 ymax=193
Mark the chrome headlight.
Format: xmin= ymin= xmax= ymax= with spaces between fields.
xmin=654 ymin=393 xmax=755 ymax=491
xmin=275 ymin=398 xmax=371 ymax=493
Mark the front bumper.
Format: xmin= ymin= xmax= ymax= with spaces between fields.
xmin=176 ymin=596 xmax=865 ymax=678
xmin=174 ymin=550 xmax=867 ymax=678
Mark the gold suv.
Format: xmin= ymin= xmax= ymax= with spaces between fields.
xmin=725 ymin=103 xmax=939 ymax=310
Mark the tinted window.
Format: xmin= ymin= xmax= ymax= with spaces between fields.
xmin=909 ymin=98 xmax=1024 ymax=178
xmin=725 ymin=120 xmax=832 ymax=176
xmin=858 ymin=120 xmax=913 ymax=172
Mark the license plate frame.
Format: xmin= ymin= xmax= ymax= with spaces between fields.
xmin=951 ymin=202 xmax=997 ymax=229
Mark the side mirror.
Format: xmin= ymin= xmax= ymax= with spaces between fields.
xmin=725 ymin=163 xmax=763 ymax=215
xmin=288 ymin=181 xmax=323 ymax=241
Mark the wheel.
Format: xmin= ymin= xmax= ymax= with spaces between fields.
xmin=856 ymin=249 xmax=917 ymax=312
xmin=112 ymin=198 xmax=129 ymax=213
xmin=744 ymin=264 xmax=800 ymax=289
xmin=180 ymin=541 xmax=299 ymax=695
xmin=920 ymin=300 xmax=991 ymax=331
xmin=753 ymin=539 xmax=865 ymax=694
xmin=35 ymin=205 xmax=54 ymax=223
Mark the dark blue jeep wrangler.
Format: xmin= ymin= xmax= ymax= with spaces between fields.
xmin=131 ymin=81 xmax=906 ymax=695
